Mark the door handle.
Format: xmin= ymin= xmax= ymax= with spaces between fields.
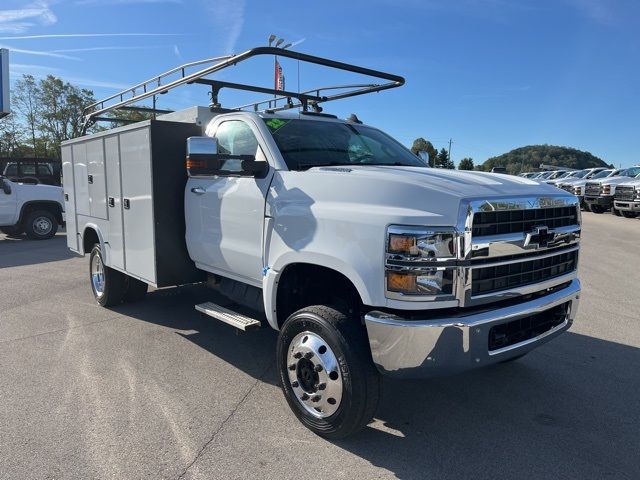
xmin=108 ymin=197 xmax=115 ymax=207
xmin=191 ymin=187 xmax=206 ymax=195
xmin=88 ymin=174 xmax=94 ymax=184
xmin=64 ymin=193 xmax=69 ymax=201
xmin=123 ymin=198 xmax=130 ymax=209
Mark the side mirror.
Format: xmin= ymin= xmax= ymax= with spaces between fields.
xmin=2 ymin=179 xmax=11 ymax=195
xmin=186 ymin=136 xmax=268 ymax=177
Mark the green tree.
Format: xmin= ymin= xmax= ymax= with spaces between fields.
xmin=0 ymin=113 xmax=25 ymax=157
xmin=36 ymin=75 xmax=96 ymax=156
xmin=12 ymin=75 xmax=41 ymax=156
xmin=411 ymin=137 xmax=437 ymax=166
xmin=481 ymin=145 xmax=608 ymax=175
xmin=458 ymin=157 xmax=474 ymax=170
xmin=435 ymin=148 xmax=454 ymax=169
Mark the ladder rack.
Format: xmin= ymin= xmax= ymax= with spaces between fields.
xmin=82 ymin=46 xmax=405 ymax=133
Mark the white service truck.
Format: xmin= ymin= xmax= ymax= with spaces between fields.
xmin=63 ymin=47 xmax=582 ymax=438
xmin=0 ymin=175 xmax=64 ymax=239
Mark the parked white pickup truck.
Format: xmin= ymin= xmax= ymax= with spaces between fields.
xmin=0 ymin=175 xmax=64 ymax=239
xmin=63 ymin=47 xmax=582 ymax=438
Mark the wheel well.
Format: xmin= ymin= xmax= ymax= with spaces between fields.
xmin=275 ymin=263 xmax=362 ymax=328
xmin=19 ymin=201 xmax=63 ymax=226
xmin=82 ymin=227 xmax=100 ymax=254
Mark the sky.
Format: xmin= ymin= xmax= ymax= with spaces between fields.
xmin=0 ymin=0 xmax=639 ymax=167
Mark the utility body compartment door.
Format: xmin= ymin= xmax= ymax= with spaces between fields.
xmin=119 ymin=128 xmax=156 ymax=283
xmin=86 ymin=138 xmax=108 ymax=219
xmin=61 ymin=145 xmax=78 ymax=251
xmin=104 ymin=135 xmax=125 ymax=270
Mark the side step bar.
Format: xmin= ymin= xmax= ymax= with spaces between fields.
xmin=195 ymin=302 xmax=262 ymax=331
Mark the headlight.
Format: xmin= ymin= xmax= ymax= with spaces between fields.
xmin=386 ymin=269 xmax=454 ymax=296
xmin=387 ymin=227 xmax=455 ymax=259
xmin=602 ymin=184 xmax=611 ymax=195
xmin=573 ymin=186 xmax=582 ymax=195
xmin=385 ymin=226 xmax=457 ymax=298
xmin=635 ymin=187 xmax=640 ymax=199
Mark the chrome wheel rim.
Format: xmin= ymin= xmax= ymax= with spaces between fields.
xmin=287 ymin=331 xmax=343 ymax=418
xmin=33 ymin=216 xmax=53 ymax=236
xmin=91 ymin=253 xmax=105 ymax=298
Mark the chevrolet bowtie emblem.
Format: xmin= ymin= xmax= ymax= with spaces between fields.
xmin=524 ymin=225 xmax=556 ymax=249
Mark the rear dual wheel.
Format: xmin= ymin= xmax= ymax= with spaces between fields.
xmin=89 ymin=244 xmax=147 ymax=306
xmin=622 ymin=211 xmax=638 ymax=219
xmin=277 ymin=305 xmax=381 ymax=439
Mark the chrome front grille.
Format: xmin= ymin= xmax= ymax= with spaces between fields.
xmin=472 ymin=206 xmax=578 ymax=237
xmin=461 ymin=197 xmax=581 ymax=307
xmin=585 ymin=182 xmax=601 ymax=196
xmin=615 ymin=186 xmax=635 ymax=202
xmin=471 ymin=249 xmax=578 ymax=296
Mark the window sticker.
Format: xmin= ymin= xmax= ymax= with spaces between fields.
xmin=265 ymin=118 xmax=289 ymax=132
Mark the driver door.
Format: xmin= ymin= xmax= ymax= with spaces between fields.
xmin=0 ymin=179 xmax=17 ymax=225
xmin=185 ymin=118 xmax=274 ymax=286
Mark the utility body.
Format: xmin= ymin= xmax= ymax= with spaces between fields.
xmin=63 ymin=47 xmax=582 ymax=438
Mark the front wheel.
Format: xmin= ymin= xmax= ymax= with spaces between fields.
xmin=24 ymin=210 xmax=58 ymax=240
xmin=277 ymin=305 xmax=381 ymax=439
xmin=621 ymin=211 xmax=638 ymax=218
xmin=590 ymin=205 xmax=606 ymax=214
xmin=613 ymin=208 xmax=622 ymax=217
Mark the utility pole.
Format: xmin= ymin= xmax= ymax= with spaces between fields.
xmin=448 ymin=138 xmax=453 ymax=161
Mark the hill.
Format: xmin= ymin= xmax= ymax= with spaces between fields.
xmin=480 ymin=145 xmax=611 ymax=175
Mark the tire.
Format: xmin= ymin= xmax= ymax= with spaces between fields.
xmin=621 ymin=211 xmax=638 ymax=219
xmin=89 ymin=244 xmax=127 ymax=307
xmin=277 ymin=305 xmax=381 ymax=439
xmin=590 ymin=205 xmax=605 ymax=214
xmin=124 ymin=276 xmax=148 ymax=302
xmin=24 ymin=210 xmax=58 ymax=240
xmin=613 ymin=208 xmax=622 ymax=217
xmin=0 ymin=225 xmax=24 ymax=237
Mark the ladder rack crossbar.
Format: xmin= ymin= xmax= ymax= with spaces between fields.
xmin=82 ymin=46 xmax=405 ymax=133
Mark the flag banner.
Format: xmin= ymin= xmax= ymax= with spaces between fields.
xmin=274 ymin=59 xmax=285 ymax=91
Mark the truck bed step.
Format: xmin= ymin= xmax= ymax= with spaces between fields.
xmin=195 ymin=302 xmax=261 ymax=331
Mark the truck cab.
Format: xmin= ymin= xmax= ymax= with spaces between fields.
xmin=62 ymin=46 xmax=582 ymax=439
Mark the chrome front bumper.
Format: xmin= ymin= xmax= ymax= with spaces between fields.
xmin=614 ymin=200 xmax=640 ymax=212
xmin=365 ymin=279 xmax=581 ymax=378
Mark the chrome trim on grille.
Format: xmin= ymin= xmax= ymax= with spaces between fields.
xmin=384 ymin=195 xmax=580 ymax=306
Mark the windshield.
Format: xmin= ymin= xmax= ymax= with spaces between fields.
xmin=264 ymin=118 xmax=426 ymax=170
xmin=571 ymin=170 xmax=590 ymax=179
xmin=537 ymin=171 xmax=554 ymax=179
xmin=621 ymin=166 xmax=640 ymax=177
xmin=591 ymin=170 xmax=613 ymax=179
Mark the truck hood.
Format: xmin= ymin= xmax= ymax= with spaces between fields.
xmin=586 ymin=176 xmax=638 ymax=186
xmin=314 ymin=165 xmax=561 ymax=197
xmin=270 ymin=166 xmax=572 ymax=226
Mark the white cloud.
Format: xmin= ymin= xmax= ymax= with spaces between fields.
xmin=563 ymin=0 xmax=615 ymax=25
xmin=75 ymin=0 xmax=181 ymax=4
xmin=0 ymin=44 xmax=80 ymax=60
xmin=51 ymin=45 xmax=169 ymax=53
xmin=9 ymin=63 xmax=127 ymax=90
xmin=0 ymin=33 xmax=183 ymax=40
xmin=204 ymin=0 xmax=246 ymax=54
xmin=0 ymin=1 xmax=57 ymax=34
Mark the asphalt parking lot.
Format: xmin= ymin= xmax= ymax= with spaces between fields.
xmin=1 ymin=212 xmax=639 ymax=480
